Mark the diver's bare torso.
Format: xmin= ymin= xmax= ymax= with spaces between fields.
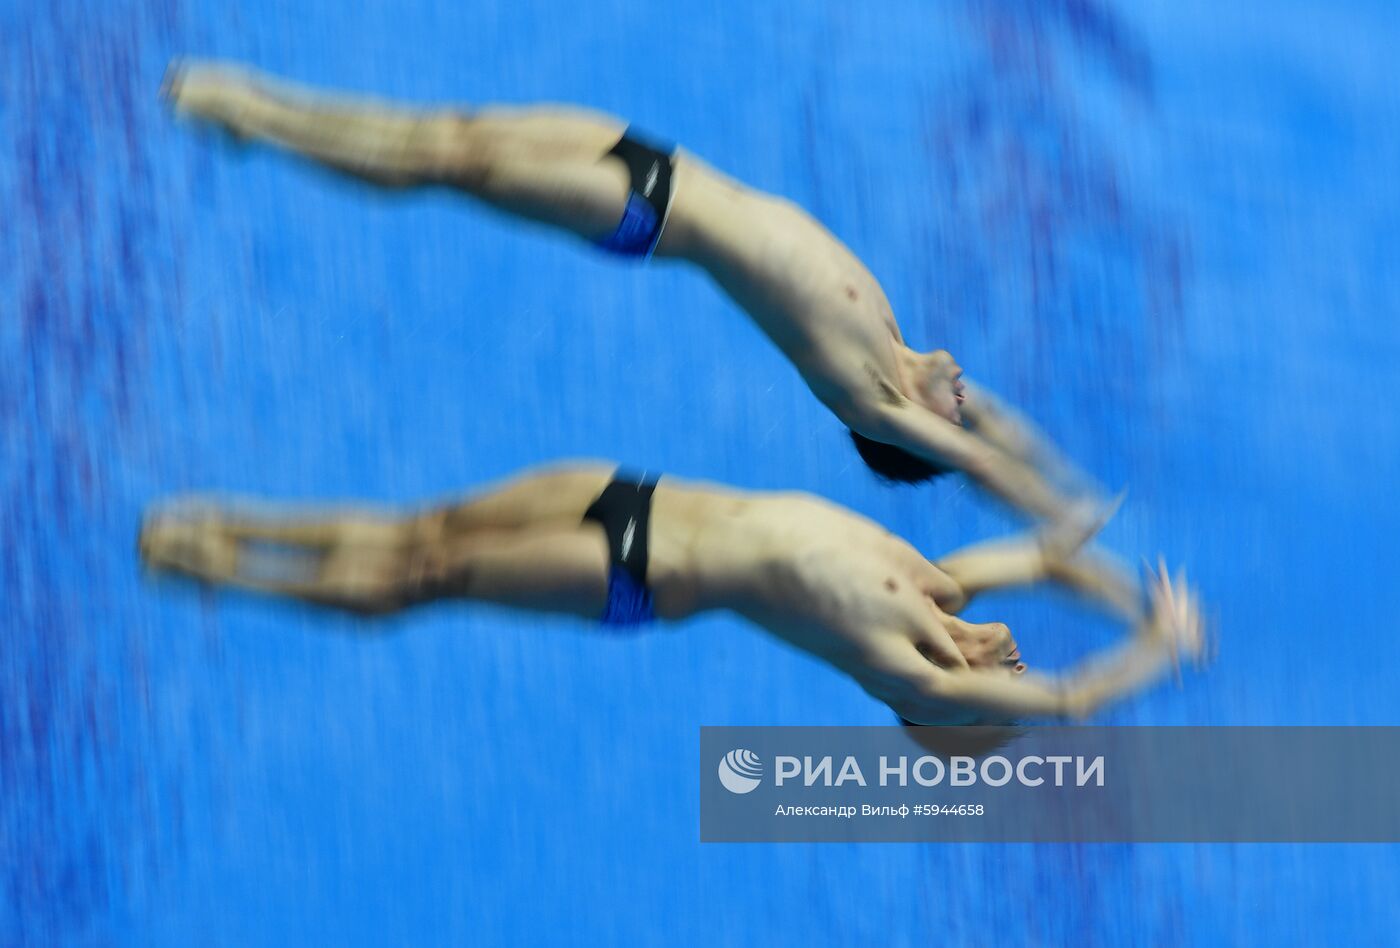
xmin=661 ymin=156 xmax=914 ymax=422
xmin=642 ymin=477 xmax=962 ymax=685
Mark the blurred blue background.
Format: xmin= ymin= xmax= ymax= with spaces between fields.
xmin=4 ymin=0 xmax=1399 ymax=944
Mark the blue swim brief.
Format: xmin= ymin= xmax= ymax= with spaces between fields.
xmin=594 ymin=130 xmax=675 ymax=259
xmin=583 ymin=470 xmax=661 ymax=628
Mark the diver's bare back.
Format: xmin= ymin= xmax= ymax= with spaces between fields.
xmin=671 ymin=161 xmax=907 ymax=419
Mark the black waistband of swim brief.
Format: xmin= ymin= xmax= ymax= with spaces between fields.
xmin=582 ymin=469 xmax=659 ymax=584
xmin=605 ymin=130 xmax=674 ymax=222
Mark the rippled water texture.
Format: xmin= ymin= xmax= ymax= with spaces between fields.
xmin=4 ymin=0 xmax=1398 ymax=943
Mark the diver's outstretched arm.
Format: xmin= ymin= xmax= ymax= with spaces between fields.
xmin=896 ymin=566 xmax=1204 ymax=722
xmin=959 ymin=381 xmax=1104 ymax=501
xmin=936 ymin=536 xmax=1141 ymax=621
xmin=935 ymin=490 xmax=1139 ymax=620
xmin=861 ymin=400 xmax=1071 ymax=522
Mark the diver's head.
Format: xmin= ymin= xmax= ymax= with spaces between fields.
xmin=946 ymin=616 xmax=1025 ymax=675
xmin=910 ymin=348 xmax=966 ymax=425
xmin=847 ymin=348 xmax=967 ymax=484
xmin=848 ymin=430 xmax=954 ymax=484
xmin=901 ymin=613 xmax=1024 ymax=744
xmin=896 ymin=716 xmax=1025 ymax=758
xmin=893 ymin=615 xmax=1026 ymax=736
xmin=899 ymin=613 xmax=1026 ymax=755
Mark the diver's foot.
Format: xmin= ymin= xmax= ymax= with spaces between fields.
xmin=160 ymin=59 xmax=258 ymax=136
xmin=139 ymin=510 xmax=239 ymax=582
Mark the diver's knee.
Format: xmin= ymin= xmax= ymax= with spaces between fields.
xmin=431 ymin=113 xmax=501 ymax=187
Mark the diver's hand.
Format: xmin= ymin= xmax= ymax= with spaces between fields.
xmin=1140 ymin=560 xmax=1209 ymax=672
xmin=1038 ymin=490 xmax=1125 ymax=571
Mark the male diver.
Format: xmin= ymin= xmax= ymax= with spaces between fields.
xmin=162 ymin=61 xmax=1099 ymax=522
xmin=140 ymin=463 xmax=1204 ymax=725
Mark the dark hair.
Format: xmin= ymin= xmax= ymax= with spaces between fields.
xmin=896 ymin=717 xmax=1025 ymax=758
xmin=848 ymin=430 xmax=953 ymax=484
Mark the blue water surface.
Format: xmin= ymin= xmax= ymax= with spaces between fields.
xmin=4 ymin=0 xmax=1399 ymax=944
